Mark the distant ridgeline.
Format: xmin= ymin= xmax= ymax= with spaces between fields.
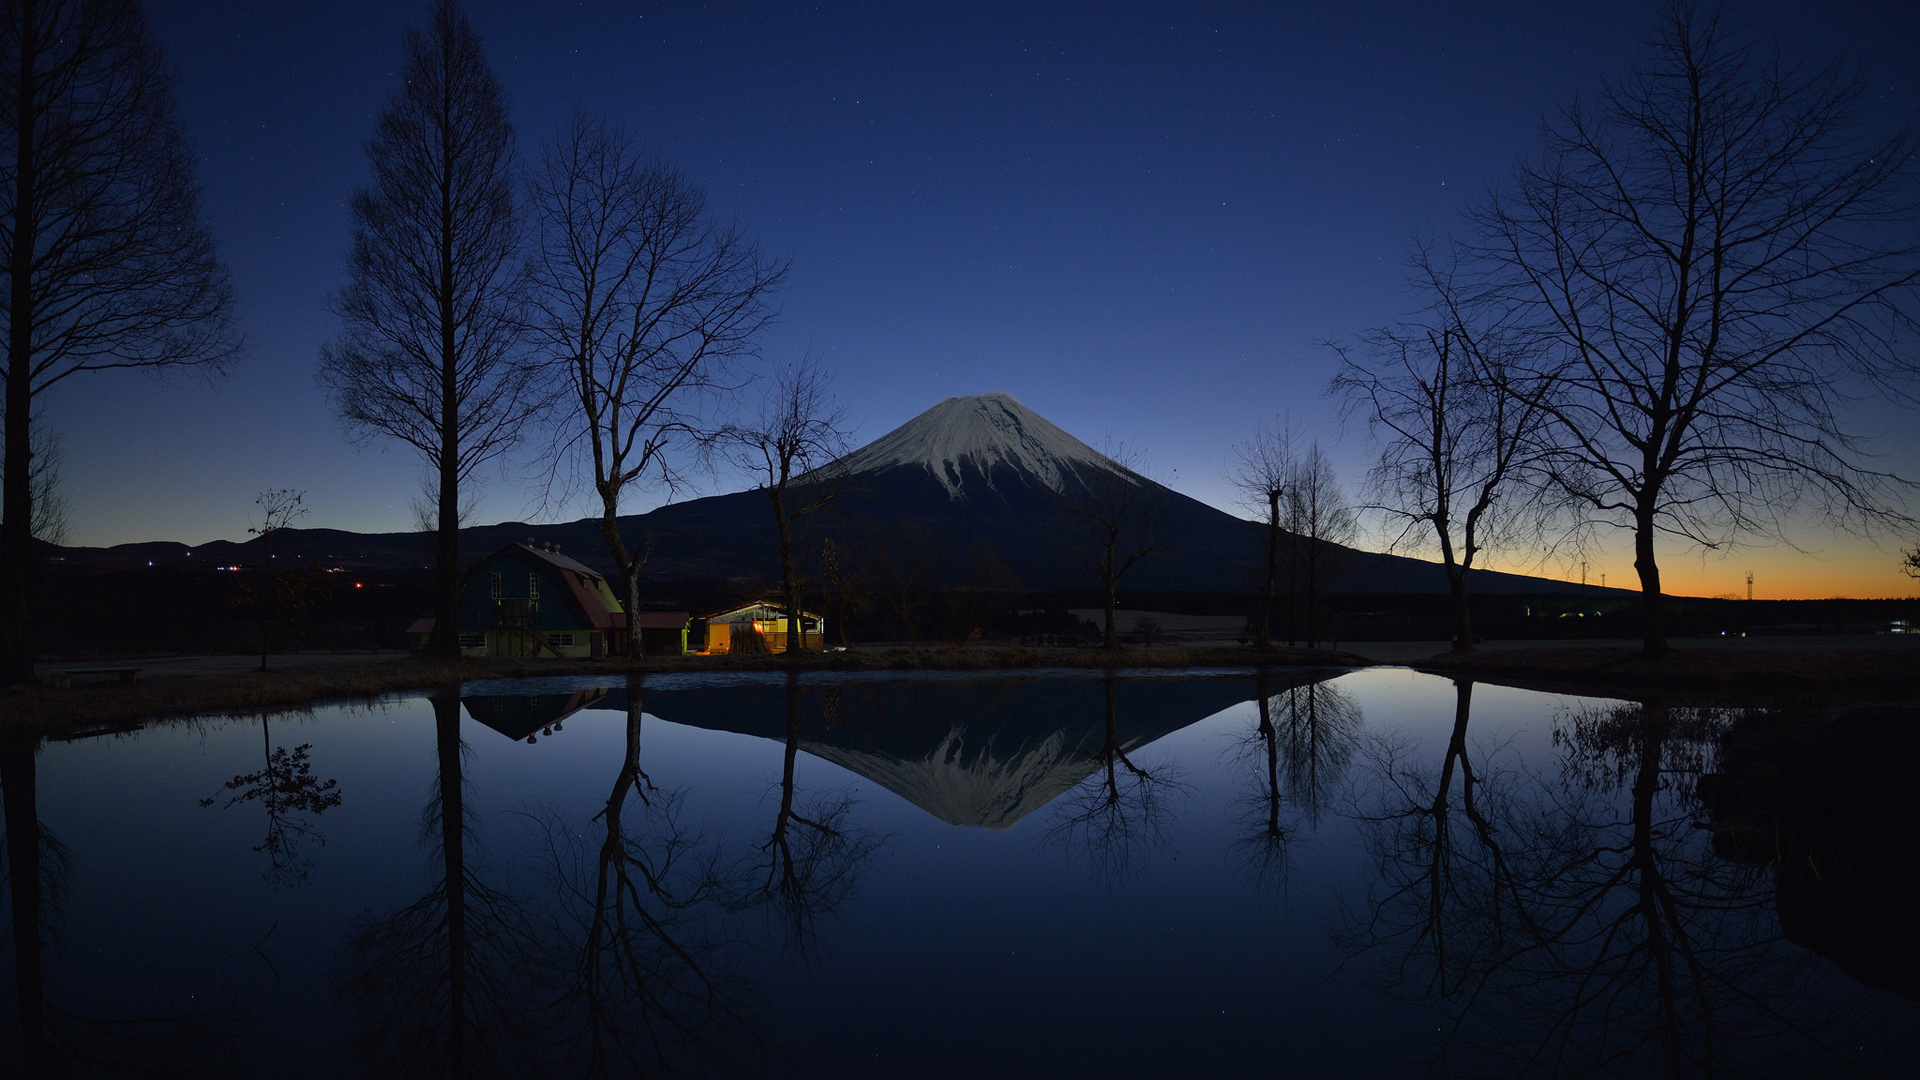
xmin=47 ymin=394 xmax=1596 ymax=596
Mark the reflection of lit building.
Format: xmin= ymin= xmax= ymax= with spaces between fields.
xmin=406 ymin=542 xmax=689 ymax=657
xmin=462 ymin=686 xmax=608 ymax=743
xmin=696 ymin=602 xmax=825 ymax=654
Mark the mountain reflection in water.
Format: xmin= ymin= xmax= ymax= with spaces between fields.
xmin=1 ymin=669 xmax=1915 ymax=1077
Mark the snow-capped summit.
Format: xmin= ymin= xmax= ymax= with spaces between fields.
xmin=835 ymin=392 xmax=1129 ymax=498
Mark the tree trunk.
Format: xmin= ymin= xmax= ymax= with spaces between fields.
xmin=1305 ymin=538 xmax=1320 ymax=648
xmin=1103 ymin=576 xmax=1119 ymax=650
xmin=431 ymin=691 xmax=467 ymax=1072
xmin=625 ymin=562 xmax=644 ymax=659
xmin=1634 ymin=507 xmax=1667 ymax=660
xmin=2 ymin=6 xmax=38 ymax=688
xmin=1284 ymin=533 xmax=1299 ymax=648
xmin=1 ymin=729 xmax=46 ymax=1075
xmin=1446 ymin=562 xmax=1474 ymax=654
xmin=1257 ymin=493 xmax=1279 ymax=651
xmin=772 ymin=488 xmax=804 ymax=654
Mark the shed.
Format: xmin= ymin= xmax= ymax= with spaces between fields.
xmin=697 ymin=601 xmax=826 ymax=654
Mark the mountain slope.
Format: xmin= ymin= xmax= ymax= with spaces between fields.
xmin=57 ymin=392 xmax=1591 ymax=595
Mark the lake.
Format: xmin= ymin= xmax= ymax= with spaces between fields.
xmin=4 ymin=667 xmax=1916 ymax=1077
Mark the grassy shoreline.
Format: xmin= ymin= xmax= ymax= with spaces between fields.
xmin=1417 ymin=643 xmax=1920 ymax=701
xmin=8 ymin=639 xmax=1914 ymax=733
xmin=0 ymin=644 xmax=1368 ymax=732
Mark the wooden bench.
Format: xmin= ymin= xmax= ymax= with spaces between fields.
xmin=50 ymin=667 xmax=142 ymax=689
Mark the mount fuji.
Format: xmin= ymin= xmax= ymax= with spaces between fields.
xmin=67 ymin=392 xmax=1576 ymax=595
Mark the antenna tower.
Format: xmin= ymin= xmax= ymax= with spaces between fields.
xmin=1746 ymin=571 xmax=1754 ymax=602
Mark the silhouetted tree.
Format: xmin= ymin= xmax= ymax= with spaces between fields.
xmin=1288 ymin=444 xmax=1354 ymax=648
xmin=1902 ymin=545 xmax=1919 ymax=580
xmin=341 ymin=690 xmax=538 ymax=1076
xmin=318 ymin=0 xmax=532 ymax=662
xmin=1061 ymin=442 xmax=1162 ymax=650
xmin=1046 ymin=674 xmax=1187 ymax=883
xmin=200 ymin=714 xmax=343 ymax=888
xmin=725 ymin=360 xmax=850 ymax=655
xmin=816 ymin=537 xmax=868 ymax=649
xmin=0 ymin=0 xmax=240 ymax=686
xmin=526 ymin=113 xmax=783 ymax=657
xmin=1344 ymin=695 xmax=1880 ymax=1076
xmin=527 ymin=673 xmax=755 ymax=1074
xmin=3 ymin=728 xmax=239 ymax=1076
xmin=1229 ymin=420 xmax=1295 ymax=651
xmin=1333 ymin=246 xmax=1550 ymax=652
xmin=234 ymin=488 xmax=313 ymax=672
xmin=730 ymin=672 xmax=878 ymax=946
xmin=1472 ymin=2 xmax=1920 ymax=659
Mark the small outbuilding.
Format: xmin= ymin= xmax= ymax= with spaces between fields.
xmin=697 ymin=602 xmax=826 ymax=654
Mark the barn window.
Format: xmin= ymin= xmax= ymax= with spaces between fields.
xmin=529 ymin=572 xmax=540 ymax=600
xmin=490 ymin=572 xmax=501 ymax=599
xmin=549 ymin=632 xmax=575 ymax=648
xmin=458 ymin=633 xmax=485 ymax=649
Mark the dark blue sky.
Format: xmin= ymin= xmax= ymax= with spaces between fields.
xmin=51 ymin=1 xmax=1920 ymax=595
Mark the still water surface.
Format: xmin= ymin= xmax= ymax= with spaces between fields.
xmin=4 ymin=667 xmax=1916 ymax=1076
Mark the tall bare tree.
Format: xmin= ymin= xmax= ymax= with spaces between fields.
xmin=1289 ymin=443 xmax=1355 ymax=649
xmin=1902 ymin=545 xmax=1919 ymax=581
xmin=526 ymin=113 xmax=784 ymax=657
xmin=0 ymin=0 xmax=240 ymax=685
xmin=1473 ymin=2 xmax=1920 ymax=659
xmin=1230 ymin=420 xmax=1295 ymax=651
xmin=318 ymin=0 xmax=530 ymax=661
xmin=1333 ymin=249 xmax=1549 ymax=653
xmin=1062 ymin=441 xmax=1162 ymax=650
xmin=725 ymin=360 xmax=850 ymax=654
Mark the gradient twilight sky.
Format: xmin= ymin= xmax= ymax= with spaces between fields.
xmin=44 ymin=1 xmax=1920 ymax=598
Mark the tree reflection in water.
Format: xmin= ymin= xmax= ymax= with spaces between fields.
xmin=1046 ymin=673 xmax=1188 ymax=884
xmin=200 ymin=713 xmax=343 ymax=888
xmin=1344 ymin=693 xmax=1895 ymax=1077
xmin=731 ymin=672 xmax=880 ymax=948
xmin=525 ymin=673 xmax=756 ymax=1076
xmin=339 ymin=688 xmax=538 ymax=1078
xmin=3 ymin=728 xmax=240 ymax=1077
xmin=1225 ymin=671 xmax=1361 ymax=890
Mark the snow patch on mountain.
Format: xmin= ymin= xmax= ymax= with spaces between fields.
xmin=802 ymin=724 xmax=1116 ymax=830
xmin=835 ymin=392 xmax=1130 ymax=498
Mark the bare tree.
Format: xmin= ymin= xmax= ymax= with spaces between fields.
xmin=0 ymin=0 xmax=241 ymax=685
xmin=23 ymin=421 xmax=63 ymax=546
xmin=725 ymin=360 xmax=850 ymax=655
xmin=816 ymin=537 xmax=868 ymax=649
xmin=1229 ymin=420 xmax=1295 ymax=651
xmin=1333 ymin=248 xmax=1550 ymax=653
xmin=526 ymin=113 xmax=784 ymax=657
xmin=1472 ymin=2 xmax=1920 ymax=659
xmin=237 ymin=488 xmax=309 ymax=672
xmin=1289 ymin=443 xmax=1355 ymax=649
xmin=1902 ymin=545 xmax=1919 ymax=580
xmin=1061 ymin=441 xmax=1161 ymax=650
xmin=318 ymin=0 xmax=531 ymax=661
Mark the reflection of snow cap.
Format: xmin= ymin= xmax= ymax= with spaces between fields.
xmin=831 ymin=392 xmax=1132 ymax=498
